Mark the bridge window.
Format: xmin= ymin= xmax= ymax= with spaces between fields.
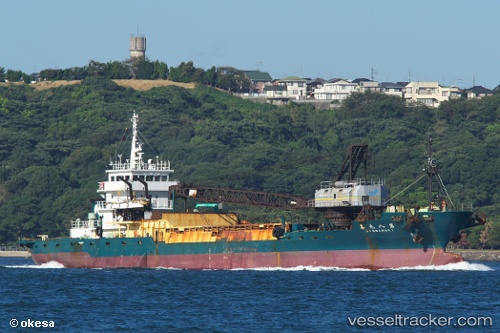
xmin=154 ymin=176 xmax=160 ymax=181
xmin=146 ymin=175 xmax=153 ymax=181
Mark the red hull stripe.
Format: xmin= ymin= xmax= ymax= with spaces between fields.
xmin=31 ymin=248 xmax=463 ymax=270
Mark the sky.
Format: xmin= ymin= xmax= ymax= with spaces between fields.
xmin=2 ymin=0 xmax=499 ymax=89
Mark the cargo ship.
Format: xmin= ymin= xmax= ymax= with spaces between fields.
xmin=19 ymin=113 xmax=483 ymax=269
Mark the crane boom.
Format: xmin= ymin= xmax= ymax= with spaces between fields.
xmin=170 ymin=183 xmax=309 ymax=209
xmin=170 ymin=144 xmax=368 ymax=210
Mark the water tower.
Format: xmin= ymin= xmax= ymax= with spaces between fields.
xmin=130 ymin=34 xmax=146 ymax=60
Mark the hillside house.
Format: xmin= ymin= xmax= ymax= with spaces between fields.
xmin=306 ymin=78 xmax=326 ymax=98
xmin=242 ymin=70 xmax=273 ymax=94
xmin=264 ymin=85 xmax=289 ymax=104
xmin=263 ymin=76 xmax=310 ymax=104
xmin=465 ymin=86 xmax=493 ymax=99
xmin=404 ymin=82 xmax=461 ymax=107
xmin=353 ymin=78 xmax=380 ymax=93
xmin=313 ymin=78 xmax=357 ymax=100
xmin=379 ymin=82 xmax=405 ymax=97
xmin=275 ymin=76 xmax=307 ymax=100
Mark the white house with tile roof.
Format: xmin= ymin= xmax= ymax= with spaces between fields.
xmin=465 ymin=86 xmax=493 ymax=99
xmin=275 ymin=76 xmax=307 ymax=100
xmin=353 ymin=78 xmax=380 ymax=93
xmin=313 ymin=78 xmax=357 ymax=100
xmin=379 ymin=82 xmax=405 ymax=97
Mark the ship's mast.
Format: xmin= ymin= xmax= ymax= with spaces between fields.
xmin=426 ymin=136 xmax=439 ymax=209
xmin=130 ymin=112 xmax=143 ymax=170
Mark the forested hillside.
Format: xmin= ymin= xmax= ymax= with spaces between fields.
xmin=0 ymin=78 xmax=499 ymax=247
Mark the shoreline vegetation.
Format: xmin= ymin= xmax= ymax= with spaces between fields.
xmin=449 ymin=249 xmax=500 ymax=262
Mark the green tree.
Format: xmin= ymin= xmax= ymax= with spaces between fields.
xmin=465 ymin=226 xmax=482 ymax=248
xmin=40 ymin=68 xmax=63 ymax=80
xmin=152 ymin=60 xmax=169 ymax=79
xmin=215 ymin=66 xmax=250 ymax=92
xmin=479 ymin=221 xmax=500 ymax=249
xmin=6 ymin=69 xmax=24 ymax=82
xmin=169 ymin=61 xmax=197 ymax=82
xmin=202 ymin=66 xmax=217 ymax=86
xmin=0 ymin=96 xmax=8 ymax=113
xmin=136 ymin=60 xmax=155 ymax=79
xmin=87 ymin=60 xmax=107 ymax=77
xmin=106 ymin=61 xmax=130 ymax=79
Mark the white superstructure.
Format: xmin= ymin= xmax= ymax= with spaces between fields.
xmin=70 ymin=113 xmax=178 ymax=238
xmin=312 ymin=179 xmax=388 ymax=208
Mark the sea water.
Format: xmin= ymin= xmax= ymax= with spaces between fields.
xmin=0 ymin=257 xmax=498 ymax=332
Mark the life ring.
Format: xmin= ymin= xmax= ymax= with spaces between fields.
xmin=134 ymin=230 xmax=139 ymax=237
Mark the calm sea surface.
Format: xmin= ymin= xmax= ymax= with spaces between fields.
xmin=0 ymin=257 xmax=498 ymax=333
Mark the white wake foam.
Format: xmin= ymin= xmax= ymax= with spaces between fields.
xmin=382 ymin=261 xmax=493 ymax=271
xmin=232 ymin=262 xmax=493 ymax=271
xmin=156 ymin=262 xmax=493 ymax=272
xmin=156 ymin=266 xmax=371 ymax=271
xmin=232 ymin=265 xmax=372 ymax=272
xmin=5 ymin=260 xmax=65 ymax=269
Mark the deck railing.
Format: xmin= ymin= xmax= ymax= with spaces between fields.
xmin=0 ymin=245 xmax=27 ymax=252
